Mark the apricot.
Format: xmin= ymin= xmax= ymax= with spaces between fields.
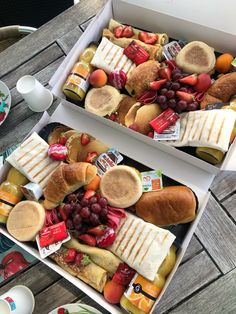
xmin=215 ymin=53 xmax=234 ymax=74
xmin=89 ymin=69 xmax=107 ymax=88
xmin=103 ymin=280 xmax=125 ymax=304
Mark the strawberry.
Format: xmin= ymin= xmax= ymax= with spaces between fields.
xmin=124 ymin=41 xmax=149 ymax=65
xmin=0 ymin=112 xmax=6 ymax=122
xmin=149 ymin=79 xmax=167 ymax=91
xmin=87 ymin=224 xmax=108 ymax=236
xmin=163 ymin=59 xmax=177 ymax=71
xmin=58 ymin=133 xmax=67 ymax=145
xmin=64 ymin=248 xmax=77 ymax=263
xmin=75 ymin=253 xmax=91 ymax=267
xmin=96 ymin=227 xmax=116 ymax=248
xmin=138 ymin=31 xmax=158 ymax=44
xmin=158 ymin=66 xmax=172 ymax=80
xmin=114 ymin=26 xmax=123 ymax=38
xmin=122 ymin=26 xmax=134 ymax=38
xmin=128 ymin=124 xmax=139 ymax=132
xmin=85 ymin=152 xmax=98 ymax=163
xmin=176 ymin=91 xmax=195 ymax=103
xmin=80 ymin=133 xmax=90 ymax=146
xmin=112 ymin=263 xmax=136 ymax=286
xmin=147 ymin=131 xmax=154 ymax=138
xmin=57 ymin=308 xmax=69 ymax=314
xmin=107 ymin=113 xmax=117 ymax=121
xmin=83 ymin=189 xmax=96 ymax=199
xmin=137 ymin=89 xmax=157 ymax=104
xmin=78 ymin=234 xmax=96 ymax=247
xmin=179 ymin=74 xmax=198 ymax=86
xmin=58 ymin=204 xmax=68 ymax=221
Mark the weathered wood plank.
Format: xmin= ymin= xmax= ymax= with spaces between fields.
xmin=80 ymin=16 xmax=95 ymax=31
xmin=0 ymin=43 xmax=64 ymax=90
xmin=181 ymin=236 xmax=203 ymax=264
xmin=57 ymin=26 xmax=83 ymax=55
xmin=210 ymin=170 xmax=236 ymax=202
xmin=222 ymin=193 xmax=236 ymax=223
xmin=0 ymin=262 xmax=60 ymax=295
xmin=153 ymin=251 xmax=220 ymax=313
xmin=0 ymin=0 xmax=107 ymax=76
xmin=169 ymin=268 xmax=236 ymax=314
xmin=195 ymin=195 xmax=236 ymax=274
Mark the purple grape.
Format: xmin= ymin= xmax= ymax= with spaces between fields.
xmin=66 ymin=219 xmax=74 ymax=230
xmin=90 ymin=213 xmax=100 ymax=226
xmin=160 ymin=88 xmax=168 ymax=95
xmin=64 ymin=204 xmax=73 ymax=215
xmin=172 ymin=68 xmax=181 ymax=76
xmin=73 ymin=214 xmax=82 ymax=226
xmin=163 ymin=81 xmax=172 ymax=89
xmin=172 ymin=73 xmax=182 ymax=81
xmin=177 ymin=100 xmax=188 ymax=111
xmin=80 ymin=207 xmax=90 ymax=218
xmin=91 ymin=203 xmax=102 ymax=214
xmin=175 ymin=106 xmax=183 ymax=114
xmin=73 ymin=203 xmax=82 ymax=213
xmin=179 ymin=87 xmax=188 ymax=93
xmin=187 ymin=101 xmax=199 ymax=111
xmin=98 ymin=197 xmax=108 ymax=208
xmin=171 ymin=82 xmax=181 ymax=91
xmin=89 ymin=196 xmax=98 ymax=205
xmin=76 ymin=191 xmax=84 ymax=201
xmin=156 ymin=95 xmax=167 ymax=105
xmin=160 ymin=102 xmax=168 ymax=110
xmin=166 ymin=90 xmax=175 ymax=99
xmin=168 ymin=99 xmax=177 ymax=108
xmin=100 ymin=207 xmax=108 ymax=219
xmin=80 ymin=198 xmax=89 ymax=207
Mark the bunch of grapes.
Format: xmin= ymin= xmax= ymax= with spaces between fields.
xmin=62 ymin=191 xmax=108 ymax=234
xmin=156 ymin=68 xmax=199 ymax=113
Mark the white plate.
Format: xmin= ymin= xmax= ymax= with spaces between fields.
xmin=48 ymin=303 xmax=103 ymax=314
xmin=0 ymin=80 xmax=11 ymax=127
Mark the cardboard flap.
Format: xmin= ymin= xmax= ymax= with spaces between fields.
xmin=50 ymin=101 xmax=214 ymax=200
xmin=113 ymin=0 xmax=236 ymax=55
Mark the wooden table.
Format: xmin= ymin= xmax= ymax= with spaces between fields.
xmin=0 ymin=1 xmax=236 ymax=313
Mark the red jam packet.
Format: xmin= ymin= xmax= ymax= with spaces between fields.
xmin=39 ymin=221 xmax=68 ymax=248
xmin=149 ymin=108 xmax=179 ymax=134
xmin=123 ymin=41 xmax=149 ymax=65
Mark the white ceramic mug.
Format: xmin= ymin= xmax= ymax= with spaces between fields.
xmin=0 ymin=285 xmax=35 ymax=314
xmin=16 ymin=75 xmax=53 ymax=112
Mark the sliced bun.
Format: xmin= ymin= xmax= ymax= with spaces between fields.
xmin=85 ymin=85 xmax=122 ymax=116
xmin=176 ymin=41 xmax=216 ymax=74
xmin=100 ymin=165 xmax=142 ymax=208
xmin=116 ymin=96 xmax=137 ymax=125
xmin=7 ymin=201 xmax=45 ymax=241
xmin=124 ymin=103 xmax=142 ymax=127
xmin=134 ymin=103 xmax=162 ymax=134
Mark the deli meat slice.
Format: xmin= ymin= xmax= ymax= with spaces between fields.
xmin=109 ymin=213 xmax=175 ymax=281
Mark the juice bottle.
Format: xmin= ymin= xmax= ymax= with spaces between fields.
xmin=0 ymin=167 xmax=28 ymax=223
xmin=120 ymin=246 xmax=176 ymax=314
xmin=63 ymin=43 xmax=97 ymax=102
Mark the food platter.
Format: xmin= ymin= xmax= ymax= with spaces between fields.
xmin=0 ymin=81 xmax=11 ymax=127
xmin=48 ymin=303 xmax=102 ymax=314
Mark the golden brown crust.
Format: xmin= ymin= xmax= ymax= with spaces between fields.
xmin=77 ymin=140 xmax=109 ymax=162
xmin=48 ymin=126 xmax=71 ymax=145
xmin=126 ymin=60 xmax=160 ymax=97
xmin=116 ymin=96 xmax=137 ymax=125
xmin=135 ymin=186 xmax=197 ymax=226
xmin=134 ymin=103 xmax=162 ymax=134
xmin=200 ymin=94 xmax=222 ymax=109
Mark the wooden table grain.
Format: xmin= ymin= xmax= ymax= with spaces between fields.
xmin=0 ymin=1 xmax=236 ymax=313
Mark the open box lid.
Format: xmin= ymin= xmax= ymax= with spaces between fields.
xmin=113 ymin=0 xmax=236 ymax=55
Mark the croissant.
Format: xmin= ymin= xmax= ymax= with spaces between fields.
xmin=43 ymin=162 xmax=97 ymax=209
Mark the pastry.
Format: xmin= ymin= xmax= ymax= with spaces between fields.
xmin=135 ymin=186 xmax=197 ymax=226
xmin=48 ymin=126 xmax=71 ymax=145
xmin=85 ymin=85 xmax=122 ymax=117
xmin=77 ymin=139 xmax=109 ymax=162
xmin=100 ymin=165 xmax=142 ymax=208
xmin=126 ymin=60 xmax=160 ymax=97
xmin=200 ymin=72 xmax=236 ymax=109
xmin=124 ymin=102 xmax=142 ymax=127
xmin=176 ymin=41 xmax=216 ymax=74
xmin=7 ymin=201 xmax=45 ymax=241
xmin=116 ymin=96 xmax=137 ymax=125
xmin=6 ymin=132 xmax=61 ymax=189
xmin=109 ymin=212 xmax=175 ymax=280
xmin=43 ymin=162 xmax=97 ymax=209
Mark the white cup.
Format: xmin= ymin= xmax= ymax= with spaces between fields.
xmin=16 ymin=75 xmax=53 ymax=112
xmin=0 ymin=285 xmax=35 ymax=314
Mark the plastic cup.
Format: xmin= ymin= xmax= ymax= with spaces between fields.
xmin=16 ymin=75 xmax=53 ymax=112
xmin=0 ymin=285 xmax=35 ymax=314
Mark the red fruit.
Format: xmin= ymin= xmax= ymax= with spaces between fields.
xmin=137 ymin=89 xmax=157 ymax=104
xmin=83 ymin=189 xmax=96 ymax=199
xmin=124 ymin=41 xmax=150 ymax=65
xmin=149 ymin=79 xmax=167 ymax=91
xmin=108 ymin=113 xmax=117 ymax=121
xmin=114 ymin=26 xmax=123 ymax=38
xmin=179 ymin=74 xmax=198 ymax=86
xmin=0 ymin=112 xmax=6 ymax=122
xmin=122 ymin=26 xmax=134 ymax=38
xmin=104 ymin=280 xmax=125 ymax=304
xmin=96 ymin=227 xmax=116 ymax=248
xmin=57 ymin=308 xmax=69 ymax=314
xmin=138 ymin=31 xmax=158 ymax=44
xmin=80 ymin=133 xmax=90 ymax=146
xmin=147 ymin=131 xmax=154 ymax=138
xmin=176 ymin=91 xmax=195 ymax=103
xmin=58 ymin=204 xmax=68 ymax=221
xmin=85 ymin=152 xmax=98 ymax=163
xmin=58 ymin=133 xmax=67 ymax=145
xmin=78 ymin=234 xmax=96 ymax=247
xmin=87 ymin=224 xmax=108 ymax=236
xmin=112 ymin=263 xmax=136 ymax=286
xmin=158 ymin=66 xmax=172 ymax=81
xmin=109 ymin=70 xmax=127 ymax=89
xmin=64 ymin=248 xmax=77 ymax=263
xmin=128 ymin=124 xmax=139 ymax=132
xmin=163 ymin=60 xmax=177 ymax=71
xmin=194 ymin=73 xmax=212 ymax=92
xmin=75 ymin=253 xmax=91 ymax=267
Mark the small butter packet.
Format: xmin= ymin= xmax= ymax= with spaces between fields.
xmin=140 ymin=170 xmax=163 ymax=192
xmin=154 ymin=120 xmax=180 ymax=141
xmin=95 ymin=148 xmax=123 ymax=176
xmin=21 ymin=182 xmax=43 ymax=201
xmin=163 ymin=41 xmax=183 ymax=60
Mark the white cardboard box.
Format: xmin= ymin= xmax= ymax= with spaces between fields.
xmin=0 ymin=101 xmax=210 ymax=314
xmin=49 ymin=0 xmax=236 ymax=177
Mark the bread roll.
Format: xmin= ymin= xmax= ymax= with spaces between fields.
xmin=7 ymin=201 xmax=45 ymax=241
xmin=135 ymin=186 xmax=197 ymax=226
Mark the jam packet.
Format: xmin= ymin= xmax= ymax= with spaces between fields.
xmin=140 ymin=170 xmax=163 ymax=192
xmin=149 ymin=108 xmax=179 ymax=134
xmin=154 ymin=120 xmax=180 ymax=141
xmin=95 ymin=148 xmax=123 ymax=176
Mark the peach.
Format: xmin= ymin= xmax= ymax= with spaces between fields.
xmin=194 ymin=73 xmax=212 ymax=92
xmin=104 ymin=280 xmax=125 ymax=304
xmin=89 ymin=69 xmax=107 ymax=88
